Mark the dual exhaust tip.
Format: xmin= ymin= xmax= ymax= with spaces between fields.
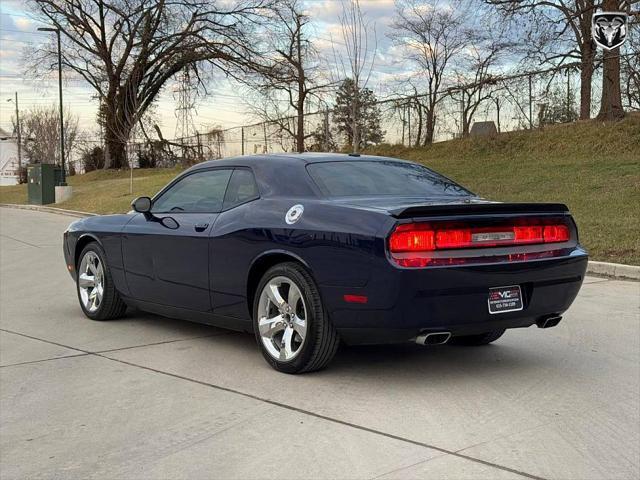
xmin=415 ymin=315 xmax=563 ymax=345
xmin=415 ymin=332 xmax=451 ymax=346
xmin=536 ymin=315 xmax=562 ymax=329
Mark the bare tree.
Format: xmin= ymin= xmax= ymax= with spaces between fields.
xmin=244 ymin=0 xmax=326 ymax=152
xmin=13 ymin=105 xmax=78 ymax=166
xmin=331 ymin=0 xmax=377 ymax=153
xmin=28 ymin=0 xmax=272 ymax=169
xmin=452 ymin=17 xmax=512 ymax=137
xmin=389 ymin=0 xmax=467 ymax=144
xmin=487 ymin=0 xmax=600 ymax=120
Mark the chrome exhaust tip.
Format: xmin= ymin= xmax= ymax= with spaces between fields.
xmin=536 ymin=315 xmax=562 ymax=329
xmin=415 ymin=332 xmax=452 ymax=346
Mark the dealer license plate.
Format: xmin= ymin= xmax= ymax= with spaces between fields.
xmin=488 ymin=285 xmax=523 ymax=314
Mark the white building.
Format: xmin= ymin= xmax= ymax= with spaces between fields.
xmin=0 ymin=127 xmax=20 ymax=186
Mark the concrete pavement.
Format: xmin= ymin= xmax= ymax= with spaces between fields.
xmin=1 ymin=207 xmax=638 ymax=479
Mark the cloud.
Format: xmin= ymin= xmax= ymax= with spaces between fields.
xmin=13 ymin=17 xmax=32 ymax=30
xmin=306 ymin=0 xmax=396 ymax=24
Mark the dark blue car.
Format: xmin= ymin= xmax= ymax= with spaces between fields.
xmin=63 ymin=153 xmax=588 ymax=373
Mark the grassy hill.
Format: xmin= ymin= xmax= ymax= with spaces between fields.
xmin=365 ymin=114 xmax=640 ymax=265
xmin=1 ymin=114 xmax=639 ymax=264
xmin=0 ymin=167 xmax=183 ymax=215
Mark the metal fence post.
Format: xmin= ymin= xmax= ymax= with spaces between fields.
xmin=460 ymin=92 xmax=465 ymax=137
xmin=263 ymin=122 xmax=268 ymax=153
xmin=401 ymin=105 xmax=406 ymax=146
xmin=323 ymin=109 xmax=330 ymax=151
xmin=407 ymin=102 xmax=411 ymax=146
xmin=241 ymin=127 xmax=245 ymax=156
xmin=528 ymin=74 xmax=533 ymax=129
xmin=196 ymin=131 xmax=203 ymax=161
xmin=566 ymin=69 xmax=571 ymax=121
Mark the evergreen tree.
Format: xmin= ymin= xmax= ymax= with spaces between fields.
xmin=332 ymin=79 xmax=385 ymax=149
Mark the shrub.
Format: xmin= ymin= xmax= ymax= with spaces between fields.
xmin=81 ymin=147 xmax=105 ymax=172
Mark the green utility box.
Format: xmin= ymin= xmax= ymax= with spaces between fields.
xmin=27 ymin=163 xmax=62 ymax=205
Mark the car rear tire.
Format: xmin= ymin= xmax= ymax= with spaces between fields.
xmin=253 ymin=262 xmax=339 ymax=373
xmin=449 ymin=330 xmax=505 ymax=346
xmin=77 ymin=242 xmax=127 ymax=321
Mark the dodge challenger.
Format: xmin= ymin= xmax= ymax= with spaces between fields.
xmin=63 ymin=153 xmax=588 ymax=373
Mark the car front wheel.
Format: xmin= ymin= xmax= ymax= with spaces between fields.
xmin=253 ymin=262 xmax=339 ymax=373
xmin=77 ymin=242 xmax=127 ymax=321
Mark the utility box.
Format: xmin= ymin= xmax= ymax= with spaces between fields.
xmin=27 ymin=163 xmax=61 ymax=205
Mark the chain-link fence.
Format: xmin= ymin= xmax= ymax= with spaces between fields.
xmin=168 ymin=58 xmax=637 ymax=161
xmin=62 ymin=55 xmax=638 ymax=174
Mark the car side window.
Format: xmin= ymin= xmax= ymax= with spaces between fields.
xmin=152 ymin=169 xmax=233 ymax=213
xmin=223 ymin=168 xmax=259 ymax=210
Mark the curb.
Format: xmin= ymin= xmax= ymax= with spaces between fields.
xmin=1 ymin=203 xmax=638 ymax=281
xmin=0 ymin=203 xmax=95 ymax=218
xmin=586 ymin=261 xmax=640 ymax=281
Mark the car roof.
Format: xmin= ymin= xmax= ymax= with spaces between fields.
xmin=189 ymin=152 xmax=412 ymax=170
xmin=183 ymin=153 xmax=420 ymax=199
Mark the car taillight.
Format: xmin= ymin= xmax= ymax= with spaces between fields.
xmin=388 ymin=224 xmax=436 ymax=252
xmin=543 ymin=225 xmax=570 ymax=243
xmin=389 ymin=220 xmax=570 ymax=267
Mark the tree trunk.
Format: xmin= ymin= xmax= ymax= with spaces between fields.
xmin=352 ymin=84 xmax=360 ymax=153
xmin=296 ymin=102 xmax=304 ymax=153
xmin=579 ymin=45 xmax=594 ymax=120
xmin=596 ymin=0 xmax=624 ymax=121
xmin=462 ymin=105 xmax=471 ymax=137
xmin=423 ymin=109 xmax=435 ymax=145
xmin=415 ymin=100 xmax=423 ymax=147
xmin=597 ymin=46 xmax=625 ymax=121
xmin=461 ymin=92 xmax=470 ymax=137
xmin=103 ymin=120 xmax=128 ymax=169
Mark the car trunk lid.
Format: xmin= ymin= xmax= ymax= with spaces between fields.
xmin=329 ymin=196 xmax=569 ymax=218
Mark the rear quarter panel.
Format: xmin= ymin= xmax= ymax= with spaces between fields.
xmin=209 ymin=198 xmax=390 ymax=319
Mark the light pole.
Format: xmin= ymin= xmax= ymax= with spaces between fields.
xmin=37 ymin=26 xmax=66 ymax=185
xmin=6 ymin=93 xmax=22 ymax=176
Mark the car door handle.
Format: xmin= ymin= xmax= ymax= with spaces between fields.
xmin=194 ymin=223 xmax=209 ymax=232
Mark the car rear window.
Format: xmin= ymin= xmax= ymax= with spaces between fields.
xmin=307 ymin=160 xmax=472 ymax=197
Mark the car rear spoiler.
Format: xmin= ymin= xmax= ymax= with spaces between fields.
xmin=389 ymin=202 xmax=570 ymax=219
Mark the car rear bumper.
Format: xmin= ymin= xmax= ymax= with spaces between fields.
xmin=323 ymin=249 xmax=588 ymax=345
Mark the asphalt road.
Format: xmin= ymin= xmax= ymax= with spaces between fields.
xmin=1 ymin=206 xmax=639 ymax=480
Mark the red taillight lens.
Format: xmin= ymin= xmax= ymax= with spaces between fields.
xmin=435 ymin=229 xmax=472 ymax=249
xmin=514 ymin=226 xmax=544 ymax=243
xmin=543 ymin=224 xmax=570 ymax=243
xmin=389 ymin=220 xmax=571 ymax=266
xmin=388 ymin=225 xmax=435 ymax=252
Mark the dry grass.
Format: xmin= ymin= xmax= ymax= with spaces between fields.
xmin=0 ymin=167 xmax=182 ymax=214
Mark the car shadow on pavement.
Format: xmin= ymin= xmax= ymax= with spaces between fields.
xmin=329 ymin=340 xmax=552 ymax=380
xmin=190 ymin=322 xmax=557 ymax=384
xmin=100 ymin=310 xmax=562 ymax=385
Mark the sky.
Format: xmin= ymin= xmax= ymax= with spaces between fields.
xmin=0 ymin=0 xmax=401 ymax=139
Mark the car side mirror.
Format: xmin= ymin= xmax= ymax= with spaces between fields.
xmin=132 ymin=196 xmax=152 ymax=214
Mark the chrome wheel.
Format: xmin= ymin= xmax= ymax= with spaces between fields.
xmin=78 ymin=251 xmax=104 ymax=313
xmin=257 ymin=276 xmax=308 ymax=361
